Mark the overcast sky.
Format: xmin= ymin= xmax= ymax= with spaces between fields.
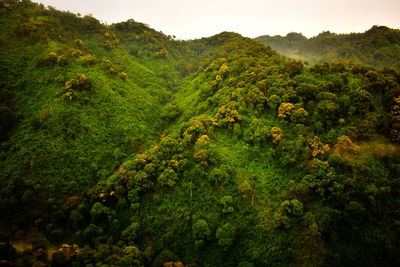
xmin=32 ymin=0 xmax=399 ymax=40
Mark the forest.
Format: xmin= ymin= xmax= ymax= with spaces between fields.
xmin=256 ymin=26 xmax=400 ymax=70
xmin=0 ymin=0 xmax=400 ymax=266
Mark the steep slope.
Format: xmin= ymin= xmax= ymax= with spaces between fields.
xmin=82 ymin=36 xmax=400 ymax=266
xmin=0 ymin=0 xmax=184 ymax=226
xmin=256 ymin=26 xmax=400 ymax=70
xmin=0 ymin=0 xmax=240 ymax=247
xmin=1 ymin=1 xmax=400 ymax=267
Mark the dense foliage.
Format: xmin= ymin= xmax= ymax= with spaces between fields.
xmin=256 ymin=26 xmax=400 ymax=70
xmin=1 ymin=1 xmax=400 ymax=266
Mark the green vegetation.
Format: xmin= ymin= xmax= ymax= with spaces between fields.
xmin=1 ymin=1 xmax=400 ymax=266
xmin=256 ymin=26 xmax=400 ymax=70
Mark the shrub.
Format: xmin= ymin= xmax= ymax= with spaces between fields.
xmin=62 ymin=90 xmax=74 ymax=101
xmin=192 ymin=219 xmax=210 ymax=242
xmin=63 ymin=74 xmax=92 ymax=100
xmin=161 ymin=102 xmax=181 ymax=120
xmin=90 ymin=202 xmax=105 ymax=217
xmin=157 ymin=168 xmax=178 ymax=187
xmin=43 ymin=52 xmax=67 ymax=66
xmin=65 ymin=74 xmax=92 ymax=91
xmin=74 ymin=39 xmax=85 ymax=47
xmin=210 ymin=166 xmax=230 ymax=184
xmin=102 ymin=58 xmax=118 ymax=74
xmin=154 ymin=48 xmax=168 ymax=58
xmin=56 ymin=55 xmax=67 ymax=66
xmin=271 ymin=127 xmax=283 ymax=144
xmin=212 ymin=101 xmax=242 ymax=126
xmin=281 ymin=199 xmax=304 ymax=216
xmin=333 ymin=135 xmax=360 ymax=155
xmin=103 ymin=32 xmax=116 ymax=40
xmin=83 ymin=54 xmax=96 ymax=65
xmin=308 ymin=136 xmax=330 ymax=157
xmin=103 ymin=40 xmax=113 ymax=50
xmin=51 ymin=244 xmax=80 ymax=266
xmin=390 ymin=97 xmax=400 ymax=142
xmin=153 ymin=250 xmax=178 ymax=267
xmin=220 ymin=195 xmax=234 ymax=213
xmin=69 ymin=49 xmax=84 ymax=57
xmin=278 ymin=102 xmax=295 ymax=119
xmin=119 ymin=72 xmax=128 ymax=80
xmin=43 ymin=52 xmax=58 ymax=65
xmin=219 ymin=63 xmax=229 ymax=73
xmin=194 ymin=149 xmax=209 ymax=166
xmin=121 ymin=222 xmax=140 ymax=243
xmin=291 ymin=107 xmax=309 ymax=123
xmin=267 ymin=94 xmax=282 ymax=111
xmin=216 ymin=223 xmax=236 ymax=249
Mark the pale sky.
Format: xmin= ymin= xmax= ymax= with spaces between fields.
xmin=32 ymin=0 xmax=399 ymax=39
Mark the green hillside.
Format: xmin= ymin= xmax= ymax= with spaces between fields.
xmin=1 ymin=1 xmax=400 ymax=266
xmin=256 ymin=26 xmax=400 ymax=70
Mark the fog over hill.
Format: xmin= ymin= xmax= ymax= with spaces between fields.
xmin=256 ymin=26 xmax=400 ymax=70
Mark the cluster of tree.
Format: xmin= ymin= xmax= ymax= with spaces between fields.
xmin=256 ymin=26 xmax=400 ymax=70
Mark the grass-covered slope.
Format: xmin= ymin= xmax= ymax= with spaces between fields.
xmin=0 ymin=0 xmax=185 ymax=225
xmin=256 ymin=26 xmax=400 ymax=70
xmin=1 ymin=1 xmax=400 ymax=266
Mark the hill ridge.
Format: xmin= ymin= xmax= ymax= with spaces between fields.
xmin=256 ymin=25 xmax=400 ymax=70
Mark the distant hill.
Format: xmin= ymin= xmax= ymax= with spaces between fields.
xmin=256 ymin=26 xmax=400 ymax=70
